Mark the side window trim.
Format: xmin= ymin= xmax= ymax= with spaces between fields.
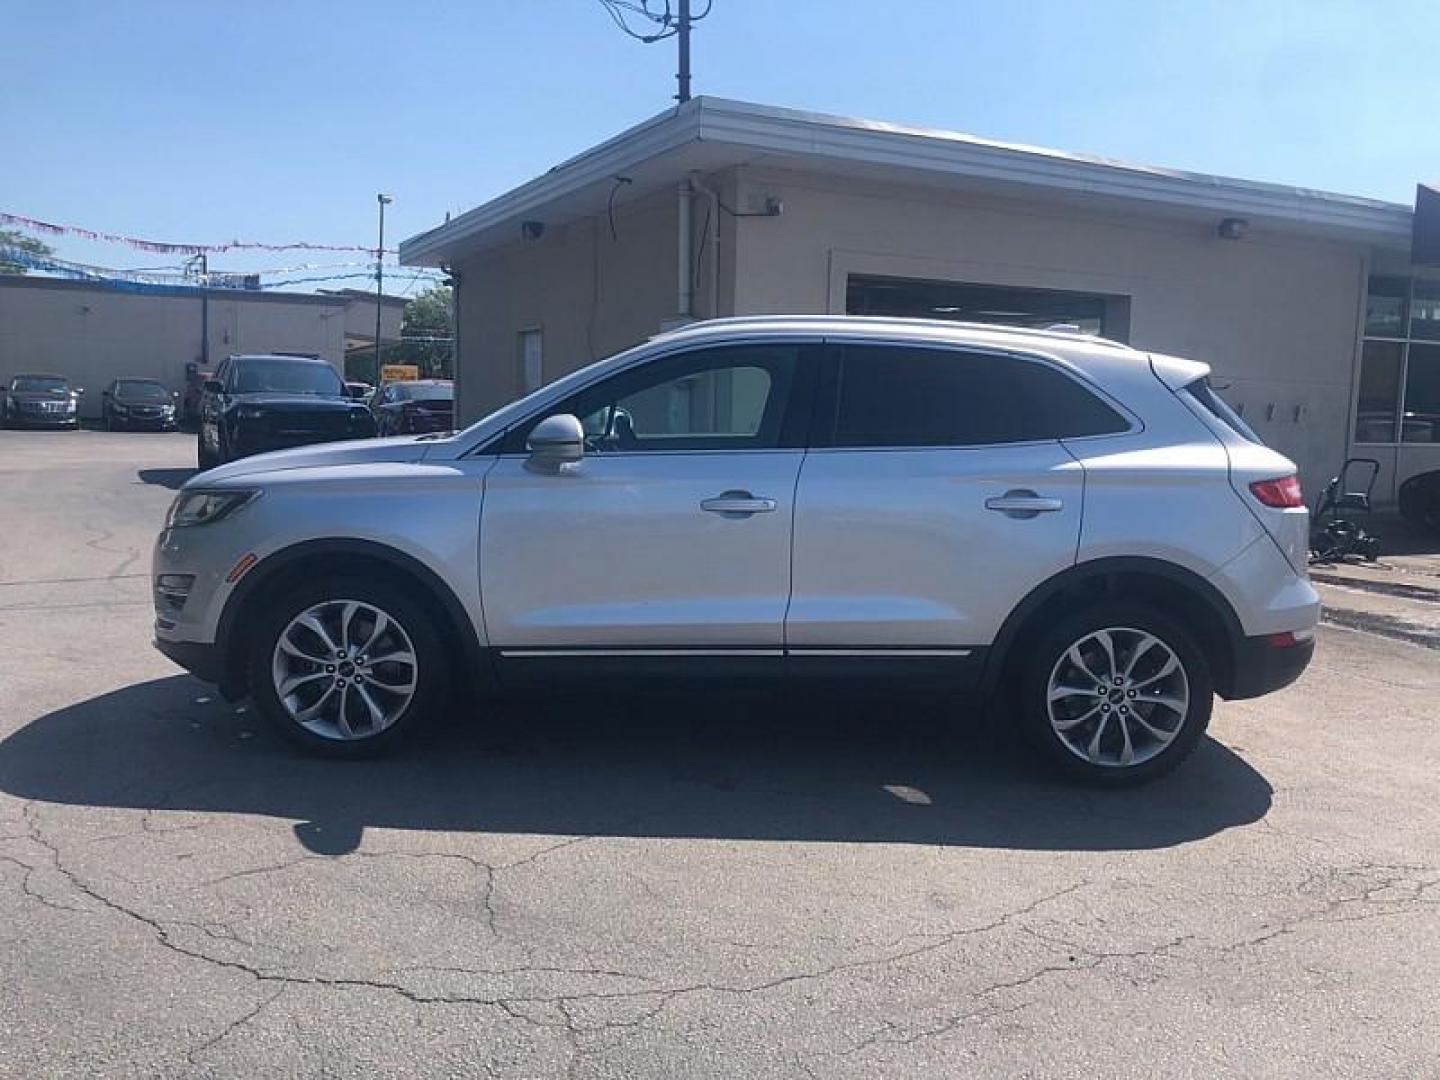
xmin=498 ymin=342 xmax=821 ymax=455
xmin=814 ymin=338 xmax=1136 ymax=451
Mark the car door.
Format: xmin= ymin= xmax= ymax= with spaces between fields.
xmin=786 ymin=341 xmax=1130 ymax=666
xmin=199 ymin=359 xmax=229 ymax=454
xmin=479 ymin=342 xmax=817 ymax=672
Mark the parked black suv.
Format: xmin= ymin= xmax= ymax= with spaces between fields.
xmin=197 ymin=354 xmax=375 ymax=468
xmin=102 ymin=377 xmax=179 ymax=430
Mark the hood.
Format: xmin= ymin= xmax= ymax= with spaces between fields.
xmin=228 ymin=392 xmax=356 ymax=409
xmin=188 ymin=434 xmax=434 ymax=486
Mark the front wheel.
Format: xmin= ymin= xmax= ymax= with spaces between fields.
xmin=1015 ymin=605 xmax=1212 ymax=786
xmin=247 ymin=576 xmax=448 ymax=757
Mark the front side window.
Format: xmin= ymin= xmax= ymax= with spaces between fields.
xmin=506 ymin=344 xmax=803 ymax=453
xmin=828 ymin=346 xmax=1128 ymax=448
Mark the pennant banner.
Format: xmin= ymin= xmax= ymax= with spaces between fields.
xmin=0 ymin=211 xmax=395 ymax=255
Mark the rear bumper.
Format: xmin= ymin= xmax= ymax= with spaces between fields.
xmin=1225 ymin=632 xmax=1315 ymax=700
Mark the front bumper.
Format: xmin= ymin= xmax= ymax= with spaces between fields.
xmin=1226 ymin=632 xmax=1315 ymax=700
xmin=114 ymin=411 xmax=178 ymax=430
xmin=6 ymin=413 xmax=79 ymax=428
xmin=153 ymin=634 xmax=225 ymax=685
xmin=231 ymin=428 xmax=371 ymax=457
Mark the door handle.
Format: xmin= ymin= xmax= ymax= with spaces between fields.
xmin=985 ymin=490 xmax=1064 ymax=518
xmin=700 ymin=490 xmax=777 ymax=516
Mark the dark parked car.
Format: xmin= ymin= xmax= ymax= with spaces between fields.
xmin=370 ymin=379 xmax=454 ymax=435
xmin=2 ymin=373 xmax=83 ymax=429
xmin=102 ymin=377 xmax=179 ymax=431
xmin=197 ymin=354 xmax=376 ymax=469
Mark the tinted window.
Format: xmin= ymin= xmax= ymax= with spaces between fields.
xmin=114 ymin=380 xmax=168 ymax=400
xmin=11 ymin=376 xmax=69 ymax=393
xmin=396 ymin=383 xmax=453 ymax=402
xmin=830 ymin=346 xmax=1128 ymax=448
xmin=505 ymin=345 xmax=805 ymax=453
xmin=1182 ymin=377 xmax=1262 ymax=444
xmin=231 ymin=359 xmax=343 ymax=396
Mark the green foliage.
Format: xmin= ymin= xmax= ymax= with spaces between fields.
xmin=0 ymin=229 xmax=55 ymax=275
xmin=344 ymin=285 xmax=455 ymax=383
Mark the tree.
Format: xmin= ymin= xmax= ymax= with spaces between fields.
xmin=393 ymin=285 xmax=455 ymax=377
xmin=0 ymin=229 xmax=54 ymax=275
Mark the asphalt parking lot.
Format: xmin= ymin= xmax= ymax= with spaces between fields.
xmin=1 ymin=429 xmax=1437 ymax=1078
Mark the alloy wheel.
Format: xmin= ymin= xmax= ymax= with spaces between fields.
xmin=270 ymin=599 xmax=419 ymax=741
xmin=1045 ymin=626 xmax=1190 ymax=769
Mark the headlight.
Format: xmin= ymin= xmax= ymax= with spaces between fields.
xmin=166 ymin=489 xmax=260 ymax=528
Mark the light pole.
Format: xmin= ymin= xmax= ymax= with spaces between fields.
xmin=375 ymin=193 xmax=393 ymax=377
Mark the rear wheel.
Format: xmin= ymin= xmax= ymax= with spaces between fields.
xmin=1015 ymin=604 xmax=1212 ymax=786
xmin=247 ymin=575 xmax=447 ymax=757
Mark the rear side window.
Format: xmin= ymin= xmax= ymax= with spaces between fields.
xmin=829 ymin=345 xmax=1129 ymax=448
xmin=1182 ymin=378 xmax=1262 ymax=444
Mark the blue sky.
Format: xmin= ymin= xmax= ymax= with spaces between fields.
xmin=5 ymin=0 xmax=1437 ymax=291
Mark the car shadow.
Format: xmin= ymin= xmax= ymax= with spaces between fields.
xmin=137 ymin=468 xmax=195 ymax=490
xmin=0 ymin=675 xmax=1272 ymax=857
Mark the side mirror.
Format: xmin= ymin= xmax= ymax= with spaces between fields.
xmin=74 ymin=387 xmax=85 ymax=396
xmin=347 ymin=385 xmax=368 ymax=400
xmin=204 ymin=379 xmax=224 ymax=394
xmin=172 ymin=390 xmax=180 ymax=399
xmin=526 ymin=413 xmax=585 ymax=472
xmin=102 ymin=389 xmax=111 ymax=397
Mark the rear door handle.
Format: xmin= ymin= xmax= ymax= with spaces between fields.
xmin=985 ymin=490 xmax=1064 ymax=518
xmin=701 ymin=490 xmax=777 ymax=516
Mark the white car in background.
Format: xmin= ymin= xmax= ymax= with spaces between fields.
xmin=152 ymin=316 xmax=1317 ymax=785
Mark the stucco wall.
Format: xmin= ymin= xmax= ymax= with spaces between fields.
xmin=0 ymin=279 xmax=347 ymax=418
xmin=454 ymin=184 xmax=732 ymax=424
xmin=729 ymin=167 xmax=1369 ymax=496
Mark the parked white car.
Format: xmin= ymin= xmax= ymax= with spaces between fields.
xmin=152 ymin=316 xmax=1317 ymax=784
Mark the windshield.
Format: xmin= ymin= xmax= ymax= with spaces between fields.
xmin=11 ymin=376 xmax=69 ymax=394
xmin=398 ymin=383 xmax=453 ymax=402
xmin=232 ymin=359 xmax=343 ymax=396
xmin=115 ymin=380 xmax=169 ymax=400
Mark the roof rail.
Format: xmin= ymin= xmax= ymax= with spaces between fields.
xmin=659 ymin=314 xmax=1136 ymax=351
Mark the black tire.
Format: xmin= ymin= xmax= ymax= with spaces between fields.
xmin=1014 ymin=603 xmax=1212 ymax=787
xmin=196 ymin=429 xmax=216 ymax=469
xmin=1398 ymin=473 xmax=1440 ymax=536
xmin=246 ymin=573 xmax=448 ymax=758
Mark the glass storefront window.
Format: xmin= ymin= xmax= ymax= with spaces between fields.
xmin=1355 ymin=340 xmax=1403 ymax=443
xmin=1410 ymin=280 xmax=1440 ymax=342
xmin=1402 ymin=343 xmax=1440 ymax=444
xmin=1365 ymin=276 xmax=1409 ymax=337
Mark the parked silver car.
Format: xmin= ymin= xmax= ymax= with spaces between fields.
xmin=152 ymin=316 xmax=1318 ymax=784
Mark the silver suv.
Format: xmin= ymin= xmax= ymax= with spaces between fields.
xmin=153 ymin=317 xmax=1318 ymax=784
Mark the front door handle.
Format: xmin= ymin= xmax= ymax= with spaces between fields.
xmin=701 ymin=490 xmax=777 ymax=517
xmin=985 ymin=490 xmax=1064 ymax=518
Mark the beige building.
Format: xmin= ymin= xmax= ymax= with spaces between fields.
xmin=0 ymin=277 xmax=404 ymax=418
xmin=400 ymin=98 xmax=1439 ymax=506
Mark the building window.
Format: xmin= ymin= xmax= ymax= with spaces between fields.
xmin=1355 ymin=275 xmax=1440 ymax=444
xmin=519 ymin=328 xmax=543 ymax=393
xmin=846 ymin=275 xmax=1130 ymax=341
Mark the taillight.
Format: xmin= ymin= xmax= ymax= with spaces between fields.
xmin=1249 ymin=475 xmax=1304 ymax=509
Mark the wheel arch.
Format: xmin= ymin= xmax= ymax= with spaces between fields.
xmin=213 ymin=538 xmax=492 ymax=700
xmin=982 ymin=556 xmax=1246 ymax=702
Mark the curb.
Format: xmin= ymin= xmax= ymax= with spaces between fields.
xmin=1309 ymin=570 xmax=1440 ymax=605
